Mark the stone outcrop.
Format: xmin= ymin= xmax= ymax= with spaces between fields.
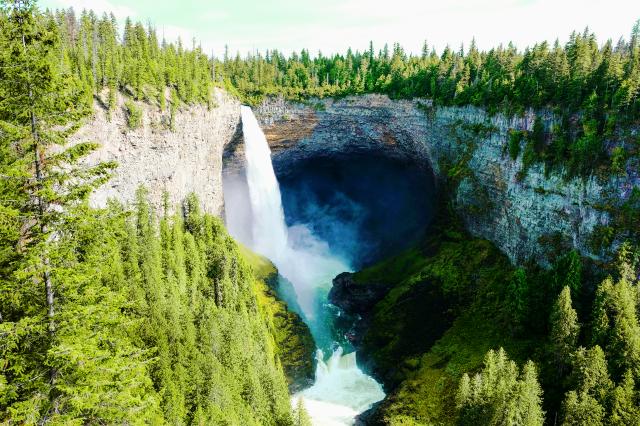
xmin=255 ymin=96 xmax=433 ymax=175
xmin=252 ymin=95 xmax=639 ymax=265
xmin=329 ymin=272 xmax=392 ymax=315
xmin=76 ymin=88 xmax=241 ymax=216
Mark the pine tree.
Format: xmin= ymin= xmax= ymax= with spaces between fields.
xmin=0 ymin=2 xmax=130 ymax=421
xmin=293 ymin=397 xmax=313 ymax=426
xmin=591 ymin=274 xmax=640 ymax=380
xmin=570 ymin=345 xmax=612 ymax=405
xmin=592 ymin=276 xmax=615 ymax=346
xmin=456 ymin=348 xmax=544 ymax=425
xmin=553 ymin=251 xmax=582 ymax=297
xmin=549 ymin=286 xmax=580 ymax=373
xmin=561 ymin=391 xmax=605 ymax=425
xmin=608 ymin=370 xmax=639 ymax=426
xmin=508 ymin=361 xmax=546 ymax=426
xmin=505 ymin=267 xmax=529 ymax=334
xmin=615 ymin=242 xmax=637 ymax=284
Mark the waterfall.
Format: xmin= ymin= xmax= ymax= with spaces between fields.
xmin=231 ymin=106 xmax=384 ymax=425
xmin=240 ymin=106 xmax=346 ymax=319
xmin=242 ymin=105 xmax=289 ymax=262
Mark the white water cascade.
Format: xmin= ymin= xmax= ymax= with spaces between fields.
xmin=234 ymin=106 xmax=385 ymax=425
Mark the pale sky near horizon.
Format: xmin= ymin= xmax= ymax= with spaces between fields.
xmin=39 ymin=0 xmax=639 ymax=57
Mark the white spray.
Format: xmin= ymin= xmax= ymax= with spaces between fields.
xmin=231 ymin=106 xmax=384 ymax=425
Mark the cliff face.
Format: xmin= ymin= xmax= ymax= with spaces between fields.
xmin=78 ymin=89 xmax=637 ymax=263
xmin=254 ymin=95 xmax=638 ymax=265
xmin=76 ymin=88 xmax=241 ymax=216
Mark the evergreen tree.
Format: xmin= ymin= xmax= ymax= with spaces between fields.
xmin=561 ymin=391 xmax=605 ymax=426
xmin=293 ymin=397 xmax=313 ymax=426
xmin=456 ymin=348 xmax=544 ymax=425
xmin=0 ymin=1 xmax=114 ymax=420
xmin=505 ymin=267 xmax=529 ymax=334
xmin=549 ymin=286 xmax=580 ymax=374
xmin=552 ymin=250 xmax=582 ymax=297
xmin=591 ymin=274 xmax=640 ymax=380
xmin=508 ymin=361 xmax=546 ymax=426
xmin=570 ymin=345 xmax=612 ymax=405
xmin=608 ymin=370 xmax=639 ymax=425
xmin=0 ymin=6 xmax=295 ymax=423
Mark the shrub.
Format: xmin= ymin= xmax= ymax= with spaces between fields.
xmin=610 ymin=146 xmax=627 ymax=175
xmin=124 ymin=100 xmax=143 ymax=130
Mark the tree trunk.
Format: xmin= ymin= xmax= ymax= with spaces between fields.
xmin=29 ymin=86 xmax=55 ymax=331
xmin=22 ymin=24 xmax=57 ymax=390
xmin=30 ymin=112 xmax=56 ymax=384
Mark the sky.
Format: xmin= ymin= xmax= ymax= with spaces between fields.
xmin=39 ymin=0 xmax=639 ymax=57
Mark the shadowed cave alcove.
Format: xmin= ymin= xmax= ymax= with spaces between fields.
xmin=273 ymin=153 xmax=437 ymax=270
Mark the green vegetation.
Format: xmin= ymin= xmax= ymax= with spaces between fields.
xmin=221 ymin=24 xmax=640 ymax=176
xmin=8 ymin=2 xmax=640 ymax=177
xmin=2 ymin=1 xmax=640 ymax=424
xmin=124 ymin=99 xmax=143 ymax=129
xmin=0 ymin=0 xmax=215 ymax=126
xmin=365 ymin=242 xmax=640 ymax=424
xmin=1 ymin=189 xmax=296 ymax=423
xmin=350 ymin=202 xmax=640 ymax=424
xmin=508 ymin=130 xmax=526 ymax=160
xmin=293 ymin=398 xmax=313 ymax=426
xmin=456 ymin=349 xmax=544 ymax=425
xmin=239 ymin=245 xmax=316 ymax=392
xmin=55 ymin=9 xmax=213 ymax=107
xmin=610 ymin=187 xmax=640 ymax=246
xmin=549 ymin=287 xmax=580 ymax=375
xmin=353 ymin=218 xmax=538 ymax=424
xmin=223 ymin=30 xmax=640 ymax=118
xmin=0 ymin=2 xmax=295 ymax=423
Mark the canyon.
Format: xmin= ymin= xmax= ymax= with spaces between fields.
xmin=81 ymin=90 xmax=637 ymax=423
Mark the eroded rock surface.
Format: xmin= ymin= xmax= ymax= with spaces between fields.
xmin=81 ymin=89 xmax=638 ymax=265
xmin=76 ymin=88 xmax=241 ymax=216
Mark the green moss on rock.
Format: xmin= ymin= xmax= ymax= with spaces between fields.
xmin=349 ymin=219 xmax=539 ymax=424
xmin=357 ymin=230 xmax=515 ymax=386
xmin=239 ymin=245 xmax=316 ymax=392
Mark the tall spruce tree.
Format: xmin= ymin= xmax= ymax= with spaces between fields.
xmin=561 ymin=391 xmax=605 ymax=426
xmin=456 ymin=348 xmax=545 ymax=425
xmin=505 ymin=267 xmax=529 ymax=334
xmin=549 ymin=286 xmax=580 ymax=374
xmin=0 ymin=0 xmax=118 ymax=420
xmin=591 ymin=274 xmax=640 ymax=380
xmin=570 ymin=345 xmax=612 ymax=406
xmin=608 ymin=370 xmax=639 ymax=425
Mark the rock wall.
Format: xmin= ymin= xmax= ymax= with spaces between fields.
xmin=252 ymin=95 xmax=639 ymax=265
xmin=79 ymin=86 xmax=637 ymax=265
xmin=76 ymin=88 xmax=241 ymax=216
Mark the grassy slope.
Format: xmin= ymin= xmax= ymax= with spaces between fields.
xmin=238 ymin=244 xmax=316 ymax=392
xmin=353 ymin=227 xmax=541 ymax=425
